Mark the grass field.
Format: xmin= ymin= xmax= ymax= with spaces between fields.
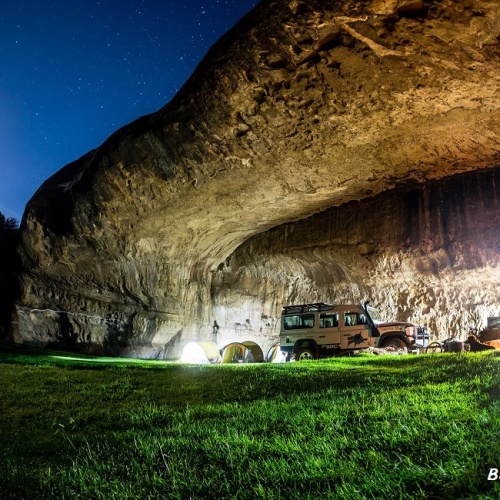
xmin=0 ymin=342 xmax=499 ymax=499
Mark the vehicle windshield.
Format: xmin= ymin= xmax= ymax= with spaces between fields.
xmin=367 ymin=306 xmax=385 ymax=323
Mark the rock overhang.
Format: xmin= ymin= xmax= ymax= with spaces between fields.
xmin=11 ymin=0 xmax=500 ymax=357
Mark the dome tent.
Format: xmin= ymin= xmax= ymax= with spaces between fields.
xmin=220 ymin=342 xmax=255 ymax=364
xmin=179 ymin=341 xmax=220 ymax=364
xmin=242 ymin=341 xmax=264 ymax=362
xmin=266 ymin=342 xmax=286 ymax=363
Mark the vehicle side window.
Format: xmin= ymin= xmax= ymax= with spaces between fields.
xmin=344 ymin=312 xmax=365 ymax=326
xmin=320 ymin=313 xmax=338 ymax=328
xmin=284 ymin=314 xmax=315 ymax=330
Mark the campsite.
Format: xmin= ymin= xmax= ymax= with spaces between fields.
xmin=0 ymin=341 xmax=499 ymax=499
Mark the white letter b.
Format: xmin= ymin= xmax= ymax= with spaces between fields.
xmin=487 ymin=468 xmax=498 ymax=480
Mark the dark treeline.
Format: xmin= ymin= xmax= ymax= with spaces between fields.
xmin=0 ymin=212 xmax=21 ymax=339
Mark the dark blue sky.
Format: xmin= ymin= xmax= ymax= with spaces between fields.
xmin=0 ymin=0 xmax=257 ymax=220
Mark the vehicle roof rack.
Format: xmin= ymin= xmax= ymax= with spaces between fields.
xmin=283 ymin=303 xmax=335 ymax=314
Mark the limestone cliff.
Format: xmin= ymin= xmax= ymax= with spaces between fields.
xmin=12 ymin=0 xmax=500 ymax=357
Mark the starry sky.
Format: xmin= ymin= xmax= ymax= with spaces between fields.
xmin=0 ymin=0 xmax=257 ymax=221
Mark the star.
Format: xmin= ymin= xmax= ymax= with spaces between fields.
xmin=0 ymin=0 xmax=258 ymax=220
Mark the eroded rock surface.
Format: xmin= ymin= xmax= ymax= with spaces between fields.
xmin=215 ymin=168 xmax=500 ymax=350
xmin=12 ymin=0 xmax=500 ymax=357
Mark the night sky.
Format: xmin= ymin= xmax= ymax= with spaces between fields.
xmin=0 ymin=0 xmax=257 ymax=221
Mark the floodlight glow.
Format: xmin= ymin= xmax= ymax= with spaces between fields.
xmin=179 ymin=342 xmax=211 ymax=364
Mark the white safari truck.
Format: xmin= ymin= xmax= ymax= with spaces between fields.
xmin=279 ymin=301 xmax=429 ymax=360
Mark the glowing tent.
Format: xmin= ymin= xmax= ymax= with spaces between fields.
xmin=266 ymin=342 xmax=286 ymax=363
xmin=179 ymin=341 xmax=220 ymax=364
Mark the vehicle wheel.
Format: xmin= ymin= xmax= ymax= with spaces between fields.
xmin=295 ymin=348 xmax=316 ymax=361
xmin=425 ymin=341 xmax=443 ymax=354
xmin=381 ymin=337 xmax=407 ymax=350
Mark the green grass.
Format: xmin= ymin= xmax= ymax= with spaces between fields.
xmin=0 ymin=342 xmax=499 ymax=499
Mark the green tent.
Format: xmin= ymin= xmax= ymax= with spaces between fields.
xmin=242 ymin=341 xmax=264 ymax=362
xmin=220 ymin=342 xmax=255 ymax=364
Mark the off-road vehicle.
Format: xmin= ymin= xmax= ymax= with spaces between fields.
xmin=279 ymin=301 xmax=429 ymax=360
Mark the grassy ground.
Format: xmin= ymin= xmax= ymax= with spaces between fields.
xmin=0 ymin=342 xmax=499 ymax=499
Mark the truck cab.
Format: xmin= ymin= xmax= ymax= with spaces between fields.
xmin=279 ymin=302 xmax=429 ymax=360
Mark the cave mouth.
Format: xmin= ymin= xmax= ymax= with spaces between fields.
xmin=12 ymin=166 xmax=500 ymax=360
xmin=209 ymin=166 xmax=500 ymax=356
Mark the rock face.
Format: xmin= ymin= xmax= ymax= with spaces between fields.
xmin=218 ymin=168 xmax=500 ymax=348
xmin=12 ymin=0 xmax=500 ymax=358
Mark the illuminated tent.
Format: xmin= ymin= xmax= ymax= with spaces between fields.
xmin=179 ymin=341 xmax=220 ymax=364
xmin=220 ymin=342 xmax=255 ymax=364
xmin=242 ymin=341 xmax=264 ymax=362
xmin=266 ymin=342 xmax=286 ymax=363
